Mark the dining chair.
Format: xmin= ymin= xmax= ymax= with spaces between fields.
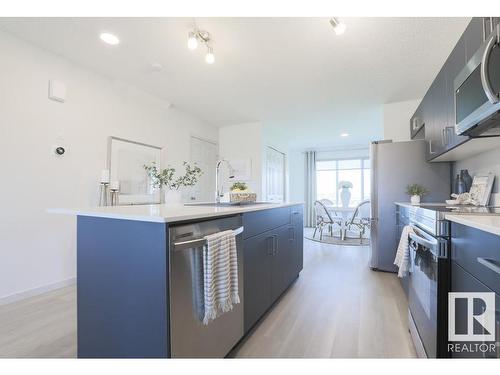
xmin=313 ymin=200 xmax=342 ymax=240
xmin=346 ymin=200 xmax=371 ymax=243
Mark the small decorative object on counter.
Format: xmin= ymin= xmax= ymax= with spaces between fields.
xmin=98 ymin=182 xmax=109 ymax=207
xmin=338 ymin=181 xmax=353 ymax=208
xmin=454 ymin=173 xmax=466 ymax=195
xmin=406 ymin=184 xmax=428 ymax=205
xmin=109 ymin=181 xmax=120 ymax=206
xmin=100 ymin=169 xmax=110 ymax=184
xmin=460 ymin=169 xmax=473 ymax=192
xmin=229 ymin=182 xmax=257 ymax=204
xmin=469 ymin=173 xmax=495 ymax=206
xmin=144 ymin=162 xmax=202 ymax=205
xmin=448 ymin=192 xmax=476 ymax=206
xmin=98 ymin=169 xmax=111 ymax=206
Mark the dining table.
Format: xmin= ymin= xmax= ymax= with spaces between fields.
xmin=324 ymin=205 xmax=356 ymax=240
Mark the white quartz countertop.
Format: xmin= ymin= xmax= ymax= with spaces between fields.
xmin=445 ymin=214 xmax=500 ymax=237
xmin=394 ymin=202 xmax=448 ymax=208
xmin=48 ymin=202 xmax=303 ymax=223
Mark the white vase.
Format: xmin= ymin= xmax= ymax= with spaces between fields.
xmin=164 ymin=189 xmax=183 ymax=206
xmin=340 ymin=187 xmax=351 ymax=208
xmin=410 ymin=195 xmax=421 ymax=205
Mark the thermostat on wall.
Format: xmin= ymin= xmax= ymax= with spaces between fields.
xmin=48 ymin=80 xmax=66 ymax=102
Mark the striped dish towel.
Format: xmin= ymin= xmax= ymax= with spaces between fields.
xmin=394 ymin=225 xmax=414 ymax=278
xmin=202 ymin=229 xmax=240 ymax=325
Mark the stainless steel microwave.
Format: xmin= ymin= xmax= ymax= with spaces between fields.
xmin=455 ymin=23 xmax=500 ymax=137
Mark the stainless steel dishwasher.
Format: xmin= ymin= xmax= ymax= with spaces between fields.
xmin=169 ymin=215 xmax=244 ymax=358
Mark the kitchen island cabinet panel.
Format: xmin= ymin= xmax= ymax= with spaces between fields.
xmin=77 ymin=216 xmax=169 ymax=358
xmin=243 ymin=204 xmax=304 ymax=333
xmin=243 ymin=230 xmax=274 ymax=331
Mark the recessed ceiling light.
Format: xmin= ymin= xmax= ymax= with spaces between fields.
xmin=341 ymin=133 xmax=349 ymax=137
xmin=100 ymin=32 xmax=120 ymax=45
xmin=151 ymin=62 xmax=163 ymax=72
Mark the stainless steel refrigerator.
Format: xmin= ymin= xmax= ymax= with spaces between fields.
xmin=369 ymin=140 xmax=450 ymax=272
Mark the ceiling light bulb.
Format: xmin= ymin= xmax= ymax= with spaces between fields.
xmin=329 ymin=18 xmax=346 ymax=36
xmin=341 ymin=133 xmax=349 ymax=137
xmin=100 ymin=32 xmax=120 ymax=45
xmin=205 ymin=47 xmax=215 ymax=64
xmin=187 ymin=32 xmax=198 ymax=50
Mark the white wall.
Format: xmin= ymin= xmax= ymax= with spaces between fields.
xmin=383 ymin=99 xmax=421 ymax=142
xmin=0 ymin=31 xmax=218 ymax=302
xmin=218 ymin=122 xmax=264 ymax=198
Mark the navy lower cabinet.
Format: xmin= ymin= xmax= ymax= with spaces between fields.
xmin=450 ymin=223 xmax=500 ymax=359
xmin=291 ymin=206 xmax=304 ymax=277
xmin=243 ymin=230 xmax=274 ymax=330
xmin=450 ymin=262 xmax=500 ymax=358
xmin=243 ymin=205 xmax=304 ymax=333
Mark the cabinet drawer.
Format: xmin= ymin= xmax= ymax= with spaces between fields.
xmin=451 ymin=223 xmax=500 ymax=295
xmin=242 ymin=206 xmax=291 ymax=239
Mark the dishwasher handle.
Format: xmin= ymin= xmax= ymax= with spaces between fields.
xmin=173 ymin=226 xmax=244 ymax=251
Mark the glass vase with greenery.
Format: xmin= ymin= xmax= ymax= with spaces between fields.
xmin=144 ymin=162 xmax=202 ymax=203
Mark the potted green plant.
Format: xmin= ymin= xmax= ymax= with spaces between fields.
xmin=230 ymin=182 xmax=248 ymax=192
xmin=338 ymin=181 xmax=353 ymax=208
xmin=144 ymin=162 xmax=202 ymax=205
xmin=406 ymin=184 xmax=428 ymax=205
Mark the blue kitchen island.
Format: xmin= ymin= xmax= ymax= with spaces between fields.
xmin=54 ymin=202 xmax=303 ymax=358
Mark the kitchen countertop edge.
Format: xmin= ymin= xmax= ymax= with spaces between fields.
xmin=445 ymin=214 xmax=500 ymax=237
xmin=48 ymin=202 xmax=304 ymax=224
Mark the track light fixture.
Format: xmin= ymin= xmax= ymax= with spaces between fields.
xmin=329 ymin=18 xmax=346 ymax=35
xmin=187 ymin=28 xmax=215 ymax=64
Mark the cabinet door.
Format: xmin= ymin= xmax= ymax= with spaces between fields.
xmin=243 ymin=231 xmax=273 ymax=332
xmin=444 ymin=34 xmax=469 ymax=150
xmin=465 ymin=17 xmax=486 ymax=62
xmin=424 ymin=76 xmax=444 ymax=160
xmin=451 ymin=262 xmax=500 ymax=358
xmin=432 ymin=69 xmax=448 ymax=157
xmin=410 ymin=103 xmax=424 ymax=139
xmin=271 ymin=225 xmax=294 ymax=301
xmin=291 ymin=207 xmax=304 ymax=276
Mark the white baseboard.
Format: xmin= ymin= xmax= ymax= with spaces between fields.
xmin=0 ymin=278 xmax=76 ymax=306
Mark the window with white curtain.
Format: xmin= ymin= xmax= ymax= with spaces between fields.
xmin=316 ymin=158 xmax=370 ymax=207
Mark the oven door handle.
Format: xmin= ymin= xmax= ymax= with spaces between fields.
xmin=480 ymin=24 xmax=500 ymax=104
xmin=409 ymin=231 xmax=437 ymax=251
xmin=408 ymin=229 xmax=447 ymax=258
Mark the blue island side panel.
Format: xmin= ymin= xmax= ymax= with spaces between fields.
xmin=77 ymin=216 xmax=169 ymax=358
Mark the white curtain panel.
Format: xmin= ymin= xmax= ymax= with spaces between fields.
xmin=304 ymin=151 xmax=317 ymax=227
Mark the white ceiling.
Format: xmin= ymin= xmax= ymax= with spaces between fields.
xmin=0 ymin=17 xmax=471 ymax=148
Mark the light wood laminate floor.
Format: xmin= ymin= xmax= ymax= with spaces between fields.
xmin=0 ymin=235 xmax=416 ymax=358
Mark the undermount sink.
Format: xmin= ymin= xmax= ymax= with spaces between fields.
xmin=185 ymin=202 xmax=272 ymax=207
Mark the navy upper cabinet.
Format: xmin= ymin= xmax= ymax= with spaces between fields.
xmin=411 ymin=17 xmax=497 ymax=161
xmin=464 ymin=17 xmax=485 ymax=62
xmin=443 ymin=34 xmax=469 ymax=151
